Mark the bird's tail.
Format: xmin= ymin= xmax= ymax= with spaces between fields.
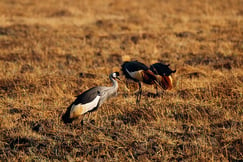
xmin=61 ymin=104 xmax=75 ymax=124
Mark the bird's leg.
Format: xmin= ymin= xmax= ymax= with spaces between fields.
xmin=139 ymin=82 xmax=142 ymax=100
xmin=79 ymin=114 xmax=86 ymax=125
xmin=154 ymin=79 xmax=162 ymax=97
xmin=136 ymin=82 xmax=142 ymax=104
xmin=156 ymin=85 xmax=158 ymax=95
xmin=125 ymin=80 xmax=128 ymax=88
xmin=155 ymin=85 xmax=161 ymax=97
xmin=81 ymin=112 xmax=90 ymax=125
xmin=87 ymin=112 xmax=91 ymax=123
xmin=124 ymin=80 xmax=130 ymax=92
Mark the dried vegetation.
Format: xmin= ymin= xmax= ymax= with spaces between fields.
xmin=0 ymin=0 xmax=242 ymax=161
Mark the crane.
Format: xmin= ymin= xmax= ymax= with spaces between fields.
xmin=121 ymin=61 xmax=161 ymax=104
xmin=62 ymin=72 xmax=120 ymax=123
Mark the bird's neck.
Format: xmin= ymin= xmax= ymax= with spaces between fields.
xmin=109 ymin=75 xmax=118 ymax=89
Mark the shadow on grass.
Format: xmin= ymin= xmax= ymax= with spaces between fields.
xmin=115 ymin=107 xmax=156 ymax=125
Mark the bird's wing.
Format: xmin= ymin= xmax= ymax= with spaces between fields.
xmin=73 ymin=87 xmax=102 ymax=105
xmin=81 ymin=95 xmax=101 ymax=113
xmin=122 ymin=61 xmax=148 ymax=72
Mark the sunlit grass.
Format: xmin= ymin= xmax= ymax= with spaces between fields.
xmin=0 ymin=0 xmax=242 ymax=161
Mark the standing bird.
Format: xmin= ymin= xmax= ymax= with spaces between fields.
xmin=62 ymin=72 xmax=120 ymax=123
xmin=150 ymin=63 xmax=176 ymax=92
xmin=121 ymin=61 xmax=160 ymax=104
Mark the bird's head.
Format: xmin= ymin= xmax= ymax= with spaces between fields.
xmin=158 ymin=75 xmax=173 ymax=90
xmin=111 ymin=72 xmax=121 ymax=80
xmin=150 ymin=63 xmax=176 ymax=76
xmin=149 ymin=63 xmax=176 ymax=90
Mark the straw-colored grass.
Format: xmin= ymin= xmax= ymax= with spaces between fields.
xmin=0 ymin=0 xmax=242 ymax=161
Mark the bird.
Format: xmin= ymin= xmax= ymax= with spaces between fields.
xmin=62 ymin=72 xmax=120 ymax=123
xmin=121 ymin=61 xmax=161 ymax=104
xmin=150 ymin=63 xmax=176 ymax=92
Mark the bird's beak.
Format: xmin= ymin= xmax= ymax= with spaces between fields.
xmin=116 ymin=76 xmax=121 ymax=80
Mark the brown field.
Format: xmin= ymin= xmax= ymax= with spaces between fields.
xmin=0 ymin=0 xmax=243 ymax=161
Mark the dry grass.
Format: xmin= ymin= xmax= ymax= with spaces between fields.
xmin=0 ymin=0 xmax=243 ymax=161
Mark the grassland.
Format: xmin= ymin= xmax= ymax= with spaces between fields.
xmin=0 ymin=0 xmax=242 ymax=161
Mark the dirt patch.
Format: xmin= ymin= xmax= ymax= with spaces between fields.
xmin=20 ymin=64 xmax=34 ymax=73
xmin=184 ymin=53 xmax=243 ymax=69
xmin=8 ymin=108 xmax=23 ymax=114
xmin=225 ymin=138 xmax=243 ymax=161
xmin=49 ymin=9 xmax=73 ymax=17
xmin=9 ymin=137 xmax=37 ymax=150
xmin=118 ymin=107 xmax=156 ymax=125
xmin=79 ymin=72 xmax=96 ymax=79
xmin=0 ymin=77 xmax=37 ymax=94
xmin=107 ymin=53 xmax=122 ymax=65
xmin=175 ymin=31 xmax=195 ymax=38
xmin=210 ymin=120 xmax=242 ymax=129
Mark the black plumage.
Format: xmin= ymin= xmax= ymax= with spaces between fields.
xmin=121 ymin=61 xmax=149 ymax=81
xmin=73 ymin=87 xmax=100 ymax=105
xmin=150 ymin=63 xmax=176 ymax=76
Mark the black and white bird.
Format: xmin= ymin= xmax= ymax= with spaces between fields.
xmin=150 ymin=63 xmax=176 ymax=91
xmin=62 ymin=72 xmax=120 ymax=123
xmin=121 ymin=61 xmax=160 ymax=104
